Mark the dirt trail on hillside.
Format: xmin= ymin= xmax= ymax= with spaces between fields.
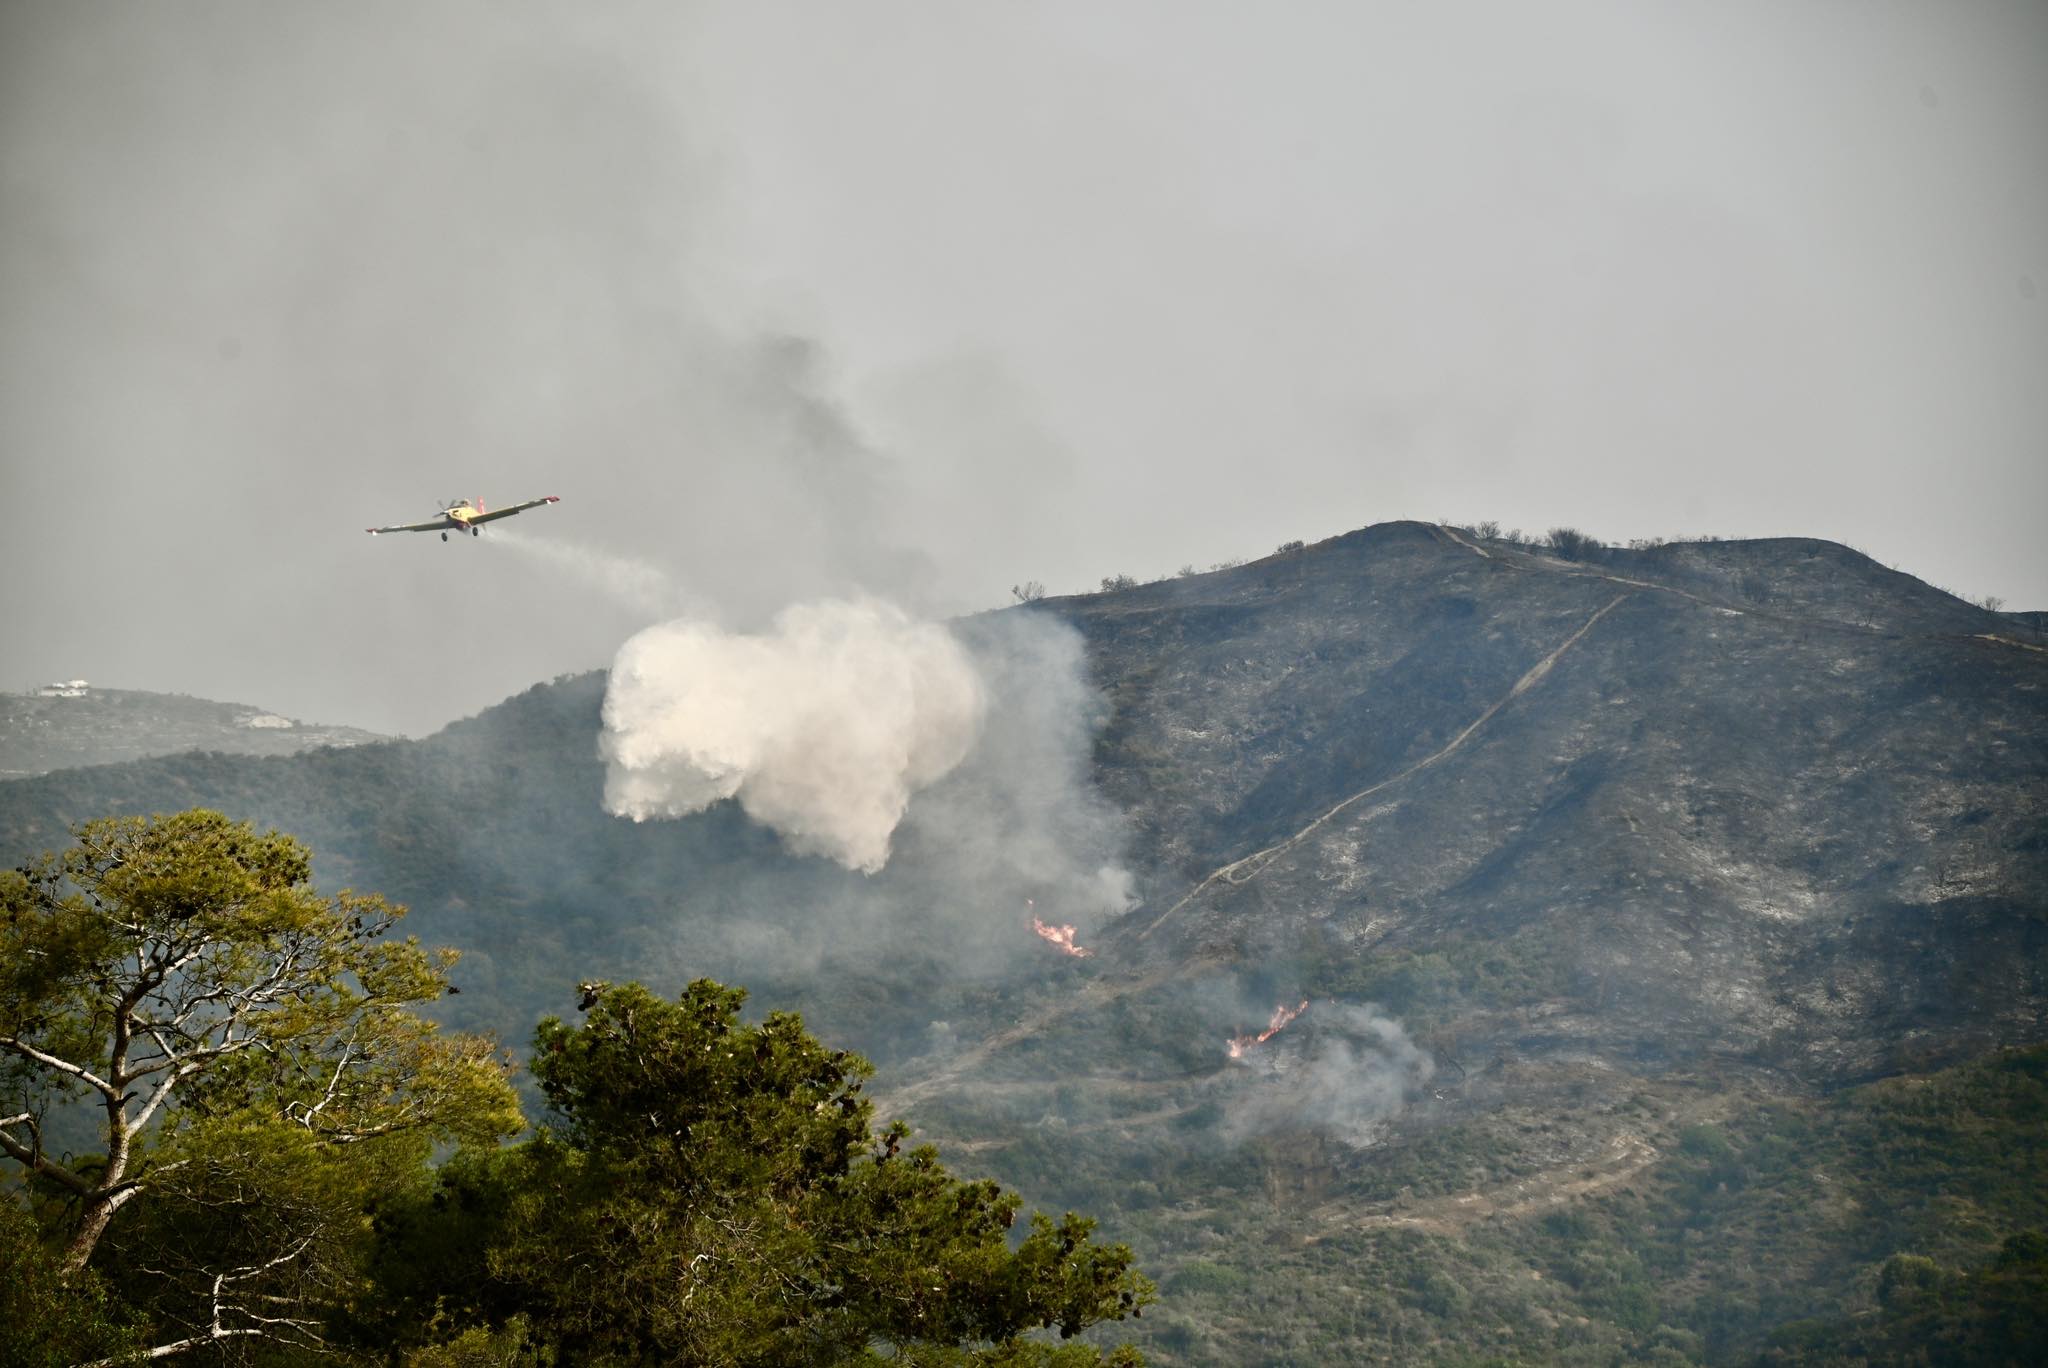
xmin=915 ymin=1097 xmax=1209 ymax=1156
xmin=1302 ymin=1090 xmax=1739 ymax=1241
xmin=1305 ymin=1131 xmax=1662 ymax=1240
xmin=1435 ymin=524 xmax=1743 ymax=614
xmin=1138 ymin=592 xmax=1631 ymax=939
xmin=880 ymin=958 xmax=1217 ymax=1110
xmin=1974 ymin=633 xmax=2048 ymax=655
xmin=1438 ymin=525 xmax=2048 ymax=664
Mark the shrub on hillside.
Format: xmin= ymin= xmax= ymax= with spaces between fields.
xmin=1546 ymin=527 xmax=1605 ymax=561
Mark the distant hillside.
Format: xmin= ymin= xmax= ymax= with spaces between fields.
xmin=3 ymin=523 xmax=2042 ymax=1365
xmin=0 ymin=686 xmax=386 ymax=779
xmin=2006 ymin=608 xmax=2048 ymax=635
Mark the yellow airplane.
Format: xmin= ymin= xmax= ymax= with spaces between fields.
xmin=366 ymin=495 xmax=560 ymax=542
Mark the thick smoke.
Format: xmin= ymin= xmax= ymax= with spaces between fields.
xmin=601 ymin=597 xmax=986 ymax=874
xmin=1223 ymin=1002 xmax=1433 ymax=1149
xmin=585 ymin=329 xmax=1130 ymax=963
xmin=899 ymin=608 xmax=1136 ymax=923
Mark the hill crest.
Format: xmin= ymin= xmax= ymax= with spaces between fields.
xmin=0 ymin=685 xmax=387 ymax=780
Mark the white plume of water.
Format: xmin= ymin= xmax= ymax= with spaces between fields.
xmin=488 ymin=529 xmax=701 ymax=621
xmin=600 ymin=597 xmax=987 ymax=873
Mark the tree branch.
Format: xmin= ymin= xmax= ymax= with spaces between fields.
xmin=0 ymin=1113 xmax=92 ymax=1195
xmin=0 ymin=1035 xmax=117 ymax=1100
xmin=71 ymin=1235 xmax=327 ymax=1366
xmin=72 ymin=1324 xmax=299 ymax=1367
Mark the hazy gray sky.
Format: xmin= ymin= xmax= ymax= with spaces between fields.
xmin=4 ymin=2 xmax=2042 ymax=735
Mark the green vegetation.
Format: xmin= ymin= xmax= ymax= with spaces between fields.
xmin=364 ymin=979 xmax=1152 ymax=1364
xmin=863 ymin=946 xmax=2046 ymax=1365
xmin=3 ymin=810 xmax=520 ymax=1361
xmin=982 ymin=1045 xmax=2048 ymax=1365
xmin=1762 ymin=1232 xmax=2048 ymax=1364
xmin=3 ymin=811 xmax=1153 ymax=1365
xmin=5 ymin=809 xmax=2039 ymax=1364
xmin=0 ymin=1199 xmax=141 ymax=1367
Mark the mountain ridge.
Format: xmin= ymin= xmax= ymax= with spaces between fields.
xmin=0 ymin=685 xmax=387 ymax=780
xmin=3 ymin=521 xmax=2042 ymax=1363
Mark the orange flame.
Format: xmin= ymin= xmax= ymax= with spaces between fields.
xmin=1026 ymin=898 xmax=1092 ymax=958
xmin=1227 ymin=999 xmax=1309 ymax=1059
xmin=1031 ymin=917 xmax=1093 ymax=957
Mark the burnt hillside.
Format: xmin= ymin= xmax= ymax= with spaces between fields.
xmin=1058 ymin=522 xmax=2045 ymax=1084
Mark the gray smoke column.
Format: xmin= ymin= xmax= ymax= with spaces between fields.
xmin=906 ymin=608 xmax=1136 ymax=922
xmin=1224 ymin=1002 xmax=1434 ymax=1149
xmin=601 ymin=597 xmax=986 ymax=873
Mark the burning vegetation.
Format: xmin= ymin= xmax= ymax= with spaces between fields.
xmin=1227 ymin=999 xmax=1309 ymax=1059
xmin=1026 ymin=899 xmax=1093 ymax=958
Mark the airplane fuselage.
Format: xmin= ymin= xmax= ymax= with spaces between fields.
xmin=366 ymin=494 xmax=559 ymax=539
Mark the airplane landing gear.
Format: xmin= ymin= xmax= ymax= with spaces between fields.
xmin=441 ymin=532 xmax=448 ymax=542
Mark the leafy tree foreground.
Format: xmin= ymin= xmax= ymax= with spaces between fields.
xmin=365 ymin=980 xmax=1152 ymax=1365
xmin=2 ymin=811 xmax=1151 ymax=1365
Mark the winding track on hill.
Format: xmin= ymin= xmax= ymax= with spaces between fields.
xmin=1436 ymin=523 xmax=1743 ymax=611
xmin=1436 ymin=524 xmax=2045 ymax=658
xmin=1307 ymin=1132 xmax=1662 ymax=1241
xmin=1136 ymin=590 xmax=1632 ymax=939
xmin=1300 ymin=1088 xmax=1741 ymax=1241
xmin=881 ymin=958 xmax=1218 ymax=1110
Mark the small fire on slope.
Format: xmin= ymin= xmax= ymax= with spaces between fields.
xmin=1026 ymin=899 xmax=1093 ymax=958
xmin=1227 ymin=999 xmax=1309 ymax=1059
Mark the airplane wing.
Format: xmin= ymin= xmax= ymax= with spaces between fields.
xmin=365 ymin=518 xmax=450 ymax=535
xmin=467 ymin=495 xmax=561 ymax=525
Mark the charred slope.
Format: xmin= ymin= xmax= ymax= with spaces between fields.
xmin=1066 ymin=523 xmax=2046 ymax=1083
